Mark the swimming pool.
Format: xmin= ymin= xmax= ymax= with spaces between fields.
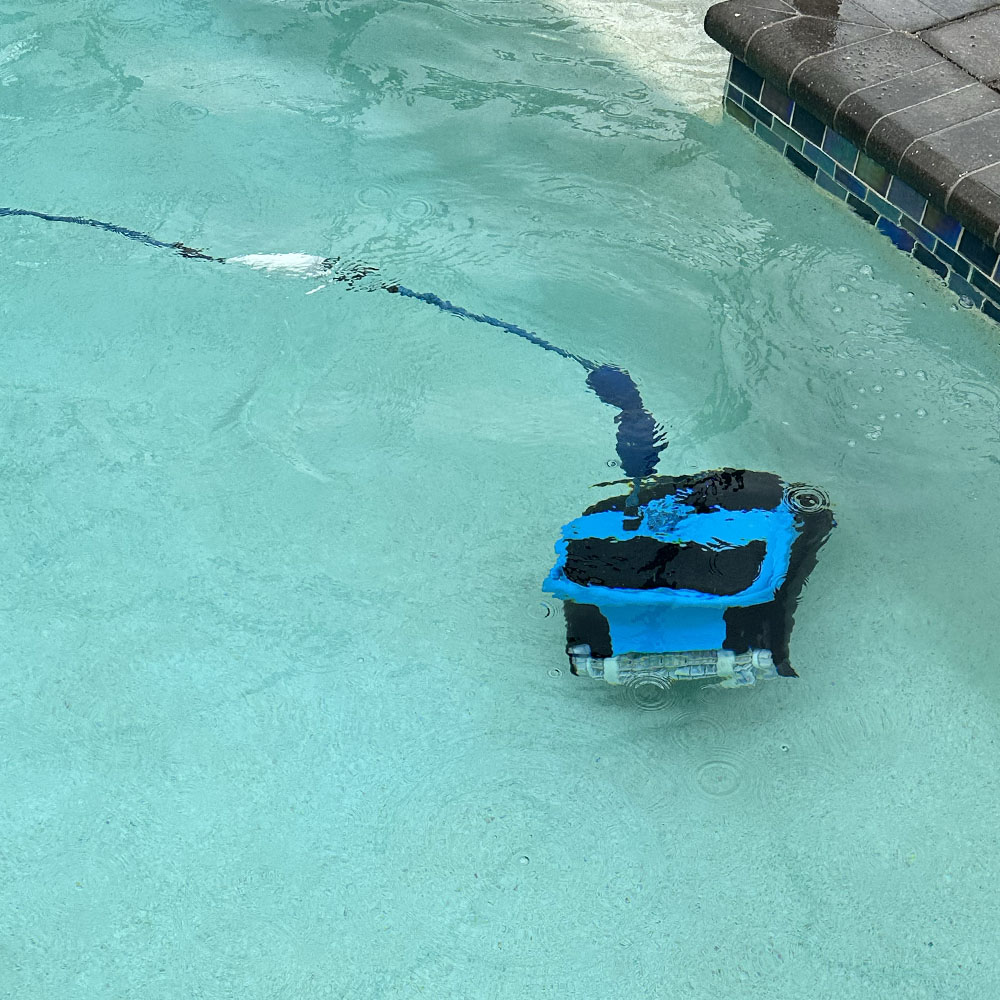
xmin=3 ymin=2 xmax=1000 ymax=996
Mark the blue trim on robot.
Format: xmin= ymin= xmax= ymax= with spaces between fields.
xmin=543 ymin=496 xmax=799 ymax=654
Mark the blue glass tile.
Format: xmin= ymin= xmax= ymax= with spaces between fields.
xmin=899 ymin=215 xmax=935 ymax=250
xmin=772 ymin=118 xmax=804 ymax=151
xmin=983 ymin=299 xmax=1000 ymax=323
xmin=876 ymin=217 xmax=916 ymax=252
xmin=935 ymin=240 xmax=971 ymax=279
xmin=744 ymin=96 xmax=774 ymax=129
xmin=816 ymin=170 xmax=847 ymax=200
xmin=970 ymin=267 xmax=1000 ymax=305
xmin=887 ymin=177 xmax=926 ymax=220
xmin=730 ymin=58 xmax=763 ymax=100
xmin=958 ymin=230 xmax=999 ymax=276
xmin=725 ymin=98 xmax=755 ymax=131
xmin=921 ymin=203 xmax=963 ymax=247
xmin=755 ymin=120 xmax=785 ymax=152
xmin=948 ymin=270 xmax=984 ymax=307
xmin=847 ymin=194 xmax=878 ymax=225
xmin=822 ymin=131 xmax=859 ymax=171
xmin=791 ymin=105 xmax=825 ymax=146
xmin=913 ymin=244 xmax=947 ymax=279
xmin=854 ymin=154 xmax=891 ymax=196
xmin=834 ymin=165 xmax=867 ymax=200
xmin=802 ymin=141 xmax=836 ymax=176
xmin=865 ymin=190 xmax=901 ymax=224
xmin=760 ymin=81 xmax=793 ymax=123
xmin=785 ymin=146 xmax=818 ymax=180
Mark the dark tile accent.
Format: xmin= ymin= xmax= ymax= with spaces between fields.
xmin=760 ymin=81 xmax=794 ymax=123
xmin=855 ymin=152 xmax=892 ymax=195
xmin=785 ymin=145 xmax=819 ymax=180
xmin=970 ymin=266 xmax=1000 ymax=305
xmin=743 ymin=96 xmax=774 ymax=128
xmin=755 ymin=119 xmax=787 ymax=152
xmin=816 ymin=169 xmax=848 ymax=200
xmin=865 ymin=85 xmax=1000 ymax=173
xmin=847 ymin=193 xmax=879 ymax=224
xmin=744 ymin=17 xmax=888 ymax=93
xmin=772 ymin=117 xmax=805 ymax=150
xmin=704 ymin=4 xmax=797 ymax=62
xmin=983 ymin=299 xmax=1000 ymax=322
xmin=731 ymin=57 xmax=764 ymax=99
xmin=725 ymin=97 xmax=756 ymax=130
xmin=913 ymin=243 xmax=948 ymax=278
xmin=791 ymin=104 xmax=826 ymax=146
xmin=834 ymin=61 xmax=978 ymax=151
xmin=866 ymin=189 xmax=902 ymax=222
xmin=946 ymin=165 xmax=1000 ymax=249
xmin=899 ymin=214 xmax=936 ymax=249
xmin=790 ymin=32 xmax=941 ymax=127
xmin=802 ymin=140 xmax=836 ymax=175
xmin=887 ymin=176 xmax=927 ymax=219
xmin=822 ymin=130 xmax=859 ymax=170
xmin=835 ymin=165 xmax=867 ymax=199
xmin=958 ymin=228 xmax=999 ymax=274
xmin=935 ymin=239 xmax=971 ymax=278
xmin=948 ymin=269 xmax=984 ymax=306
xmin=921 ymin=201 xmax=963 ymax=245
xmin=877 ymin=216 xmax=917 ymax=251
xmin=922 ymin=9 xmax=1000 ymax=83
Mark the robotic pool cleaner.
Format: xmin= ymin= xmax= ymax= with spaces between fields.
xmin=544 ymin=469 xmax=834 ymax=688
xmin=2 ymin=205 xmax=834 ymax=689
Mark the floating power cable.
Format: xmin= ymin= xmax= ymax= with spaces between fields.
xmin=2 ymin=205 xmax=833 ymax=689
xmin=0 ymin=205 xmax=667 ymax=484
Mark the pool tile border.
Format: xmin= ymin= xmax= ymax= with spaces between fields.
xmin=725 ymin=57 xmax=1000 ymax=323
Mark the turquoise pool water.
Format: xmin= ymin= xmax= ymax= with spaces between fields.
xmin=3 ymin=2 xmax=1000 ymax=997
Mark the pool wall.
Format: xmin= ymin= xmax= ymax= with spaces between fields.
xmin=723 ymin=56 xmax=1000 ymax=324
xmin=704 ymin=1 xmax=1000 ymax=324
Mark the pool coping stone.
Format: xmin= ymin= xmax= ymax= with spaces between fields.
xmin=705 ymin=0 xmax=1000 ymax=250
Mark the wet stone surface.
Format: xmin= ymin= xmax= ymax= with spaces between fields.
xmin=705 ymin=0 xmax=1000 ymax=249
xmin=923 ymin=8 xmax=1000 ymax=86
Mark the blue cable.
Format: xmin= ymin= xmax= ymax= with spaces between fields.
xmin=2 ymin=205 xmax=666 ymax=477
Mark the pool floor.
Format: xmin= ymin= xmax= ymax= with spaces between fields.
xmin=2 ymin=2 xmax=1000 ymax=997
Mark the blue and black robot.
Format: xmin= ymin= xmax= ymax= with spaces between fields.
xmin=543 ymin=365 xmax=834 ymax=690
